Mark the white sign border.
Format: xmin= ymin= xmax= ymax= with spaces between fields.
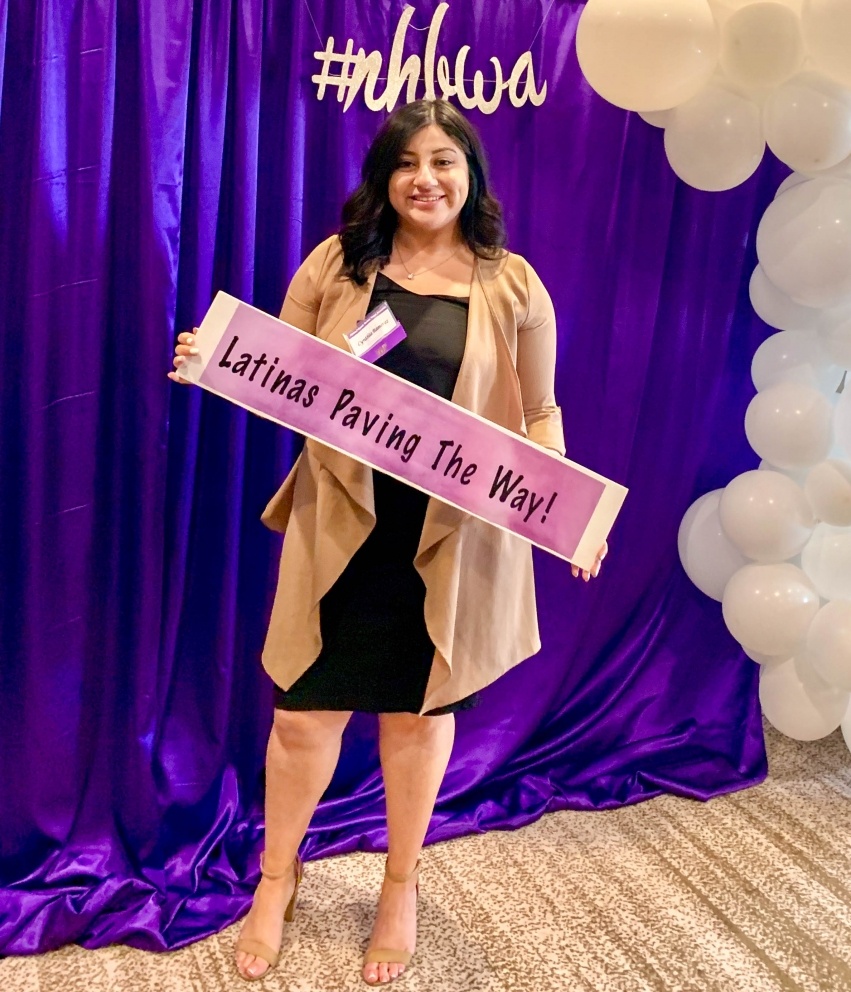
xmin=178 ymin=292 xmax=627 ymax=572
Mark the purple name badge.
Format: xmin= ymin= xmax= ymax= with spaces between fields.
xmin=344 ymin=303 xmax=406 ymax=363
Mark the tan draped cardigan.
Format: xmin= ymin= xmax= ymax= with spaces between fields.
xmin=260 ymin=235 xmax=565 ymax=713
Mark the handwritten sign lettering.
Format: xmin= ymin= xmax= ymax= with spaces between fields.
xmin=312 ymin=3 xmax=547 ymax=115
xmin=178 ymin=293 xmax=626 ymax=572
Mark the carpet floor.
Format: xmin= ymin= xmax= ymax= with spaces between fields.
xmin=4 ymin=724 xmax=851 ymax=992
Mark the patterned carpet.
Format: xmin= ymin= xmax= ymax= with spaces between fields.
xmin=4 ymin=724 xmax=851 ymax=992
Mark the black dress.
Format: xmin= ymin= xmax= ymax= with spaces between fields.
xmin=273 ymin=273 xmax=481 ymax=715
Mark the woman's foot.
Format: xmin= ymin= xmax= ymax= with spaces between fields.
xmin=362 ymin=864 xmax=419 ymax=985
xmin=235 ymin=859 xmax=300 ymax=980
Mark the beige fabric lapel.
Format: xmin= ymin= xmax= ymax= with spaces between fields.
xmin=304 ymin=269 xmax=379 ymax=520
xmin=417 ymin=254 xmax=525 ymax=552
xmin=305 ymin=256 xmax=525 ymax=556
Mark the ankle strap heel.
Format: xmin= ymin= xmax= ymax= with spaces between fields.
xmin=235 ymin=853 xmax=303 ymax=980
xmin=260 ymin=851 xmax=302 ymax=881
xmin=384 ymin=858 xmax=421 ymax=884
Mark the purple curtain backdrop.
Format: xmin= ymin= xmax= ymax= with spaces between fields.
xmin=0 ymin=0 xmax=784 ymax=954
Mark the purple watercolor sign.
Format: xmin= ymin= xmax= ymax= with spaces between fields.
xmin=183 ymin=293 xmax=627 ymax=570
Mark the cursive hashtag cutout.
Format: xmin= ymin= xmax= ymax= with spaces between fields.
xmin=312 ymin=37 xmax=360 ymax=102
xmin=310 ymin=3 xmax=547 ymax=115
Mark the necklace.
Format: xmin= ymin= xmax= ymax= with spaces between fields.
xmin=394 ymin=241 xmax=461 ymax=280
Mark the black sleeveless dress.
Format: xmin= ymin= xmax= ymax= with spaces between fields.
xmin=272 ymin=273 xmax=481 ymax=715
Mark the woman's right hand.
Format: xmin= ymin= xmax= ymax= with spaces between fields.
xmin=167 ymin=329 xmax=200 ymax=384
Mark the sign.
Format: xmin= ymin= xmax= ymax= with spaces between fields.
xmin=312 ymin=2 xmax=547 ymax=114
xmin=178 ymin=293 xmax=627 ymax=572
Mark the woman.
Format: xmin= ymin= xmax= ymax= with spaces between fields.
xmin=170 ymin=99 xmax=605 ymax=985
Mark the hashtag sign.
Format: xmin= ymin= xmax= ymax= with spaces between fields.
xmin=312 ymin=37 xmax=360 ymax=103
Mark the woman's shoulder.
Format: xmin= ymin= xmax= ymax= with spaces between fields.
xmin=478 ymin=248 xmax=551 ymax=304
xmin=301 ymin=233 xmax=345 ymax=276
xmin=287 ymin=235 xmax=346 ymax=299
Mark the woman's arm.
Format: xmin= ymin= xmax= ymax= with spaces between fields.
xmin=278 ymin=236 xmax=338 ymax=333
xmin=516 ymin=260 xmax=566 ymax=456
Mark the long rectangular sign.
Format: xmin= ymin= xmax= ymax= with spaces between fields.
xmin=178 ymin=292 xmax=627 ymax=572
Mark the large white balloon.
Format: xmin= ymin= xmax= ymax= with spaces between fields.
xmin=764 ymin=73 xmax=851 ymax=174
xmin=712 ymin=0 xmax=803 ymax=19
xmin=749 ymin=267 xmax=821 ymax=333
xmin=760 ymin=654 xmax=849 ymax=739
xmin=818 ymin=309 xmax=851 ymax=369
xmin=751 ymin=329 xmax=837 ymax=391
xmin=576 ymin=0 xmax=720 ymax=112
xmin=804 ymin=459 xmax=851 ymax=526
xmin=719 ymin=470 xmax=814 ymax=562
xmin=677 ymin=489 xmax=750 ymax=601
xmin=801 ymin=522 xmax=851 ymax=600
xmin=801 ymin=0 xmax=851 ymax=90
xmin=744 ymin=381 xmax=833 ymax=469
xmin=758 ymin=459 xmax=809 ymax=486
xmin=756 ymin=178 xmax=851 ymax=309
xmin=664 ymin=84 xmax=764 ymax=191
xmin=836 ymin=387 xmax=851 ymax=454
xmin=638 ymin=109 xmax=671 ymax=128
xmin=721 ymin=3 xmax=804 ymax=91
xmin=840 ymin=701 xmax=851 ymax=754
xmin=775 ymin=172 xmax=813 ymax=197
xmin=807 ymin=600 xmax=851 ymax=690
xmin=722 ymin=562 xmax=819 ymax=656
xmin=807 ymin=154 xmax=851 ymax=180
xmin=742 ymin=645 xmax=788 ymax=666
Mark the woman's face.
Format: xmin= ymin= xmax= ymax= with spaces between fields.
xmin=388 ymin=124 xmax=470 ymax=236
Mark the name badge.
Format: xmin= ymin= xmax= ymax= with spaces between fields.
xmin=344 ymin=303 xmax=406 ymax=363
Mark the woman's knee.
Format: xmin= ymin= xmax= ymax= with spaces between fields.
xmin=379 ymin=710 xmax=454 ymax=742
xmin=271 ymin=708 xmax=351 ymax=751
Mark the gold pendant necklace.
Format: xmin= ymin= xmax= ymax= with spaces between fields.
xmin=395 ymin=241 xmax=461 ymax=280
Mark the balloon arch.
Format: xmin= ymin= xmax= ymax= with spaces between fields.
xmin=577 ymin=0 xmax=851 ymax=746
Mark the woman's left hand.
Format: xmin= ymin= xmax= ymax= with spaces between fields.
xmin=571 ymin=541 xmax=607 ymax=582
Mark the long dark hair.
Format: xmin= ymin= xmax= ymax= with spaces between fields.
xmin=339 ymin=100 xmax=506 ymax=285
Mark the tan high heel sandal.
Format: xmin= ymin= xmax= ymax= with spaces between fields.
xmin=362 ymin=858 xmax=421 ymax=985
xmin=235 ymin=852 xmax=303 ymax=981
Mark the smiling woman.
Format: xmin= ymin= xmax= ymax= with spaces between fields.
xmin=170 ymin=98 xmax=597 ymax=987
xmin=337 ymin=99 xmax=506 ymax=295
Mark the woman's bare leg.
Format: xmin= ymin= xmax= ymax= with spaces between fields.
xmin=362 ymin=711 xmax=455 ymax=984
xmin=236 ymin=708 xmax=352 ymax=979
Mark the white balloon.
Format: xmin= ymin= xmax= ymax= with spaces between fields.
xmin=758 ymin=459 xmax=810 ymax=486
xmin=719 ymin=470 xmax=814 ymax=562
xmin=775 ymin=172 xmax=812 ymax=197
xmin=751 ymin=329 xmax=837 ymax=390
xmin=817 ymin=309 xmax=851 ymax=370
xmin=664 ymin=84 xmax=764 ymax=191
xmin=712 ymin=0 xmax=803 ymax=18
xmin=677 ymin=489 xmax=750 ymax=601
xmin=722 ymin=562 xmax=820 ymax=656
xmin=760 ymin=654 xmax=849 ymax=739
xmin=744 ymin=381 xmax=833 ymax=469
xmin=836 ymin=387 xmax=851 ymax=454
xmin=803 ymin=152 xmax=851 ymax=180
xmin=802 ymin=522 xmax=851 ymax=600
xmin=764 ymin=72 xmax=851 ymax=174
xmin=804 ymin=459 xmax=851 ymax=526
xmin=742 ymin=645 xmax=788 ymax=665
xmin=721 ymin=3 xmax=804 ymax=90
xmin=638 ymin=109 xmax=670 ymax=128
xmin=756 ymin=177 xmax=851 ymax=309
xmin=801 ymin=0 xmax=851 ymax=90
xmin=749 ymin=266 xmax=821 ymax=333
xmin=840 ymin=700 xmax=851 ymax=753
xmin=576 ymin=0 xmax=720 ymax=112
xmin=807 ymin=600 xmax=851 ymax=689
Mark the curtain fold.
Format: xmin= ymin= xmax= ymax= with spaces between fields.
xmin=0 ymin=0 xmax=777 ymax=953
